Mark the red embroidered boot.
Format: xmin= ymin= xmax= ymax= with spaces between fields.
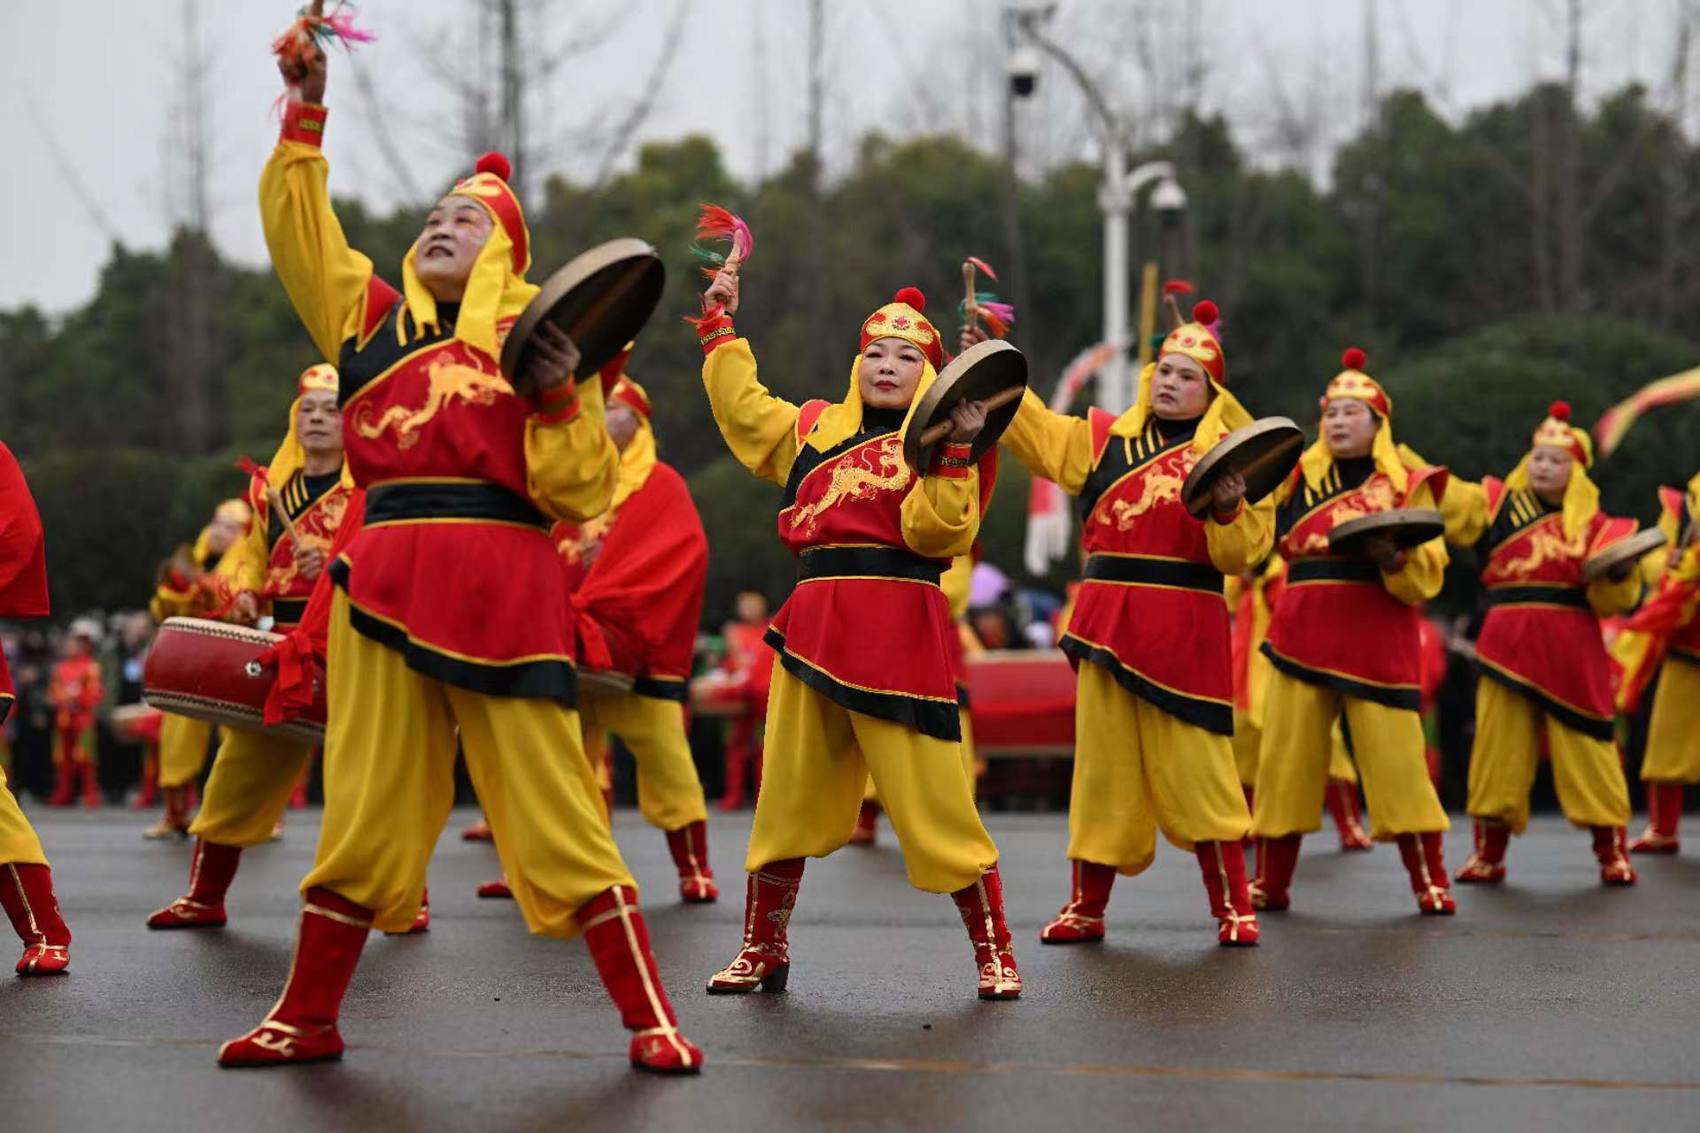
xmin=218 ymin=887 xmax=372 ymax=1067
xmin=143 ymin=786 xmax=191 ymax=841
xmin=666 ymin=821 xmax=719 ymax=903
xmin=1250 ymin=834 xmax=1302 ymax=911
xmin=132 ymin=753 xmax=159 ymax=810
xmin=952 ymin=865 xmax=1022 ymax=999
xmin=848 ymin=799 xmax=880 ymax=846
xmin=2 ymin=863 xmax=71 ymax=975
xmin=707 ymin=858 xmax=801 ymax=993
xmin=47 ymin=754 xmax=75 ymax=808
xmin=461 ymin=816 xmax=494 ymax=842
xmin=1040 ymin=859 xmax=1115 ymax=943
xmin=1397 ymin=832 xmax=1456 ymax=914
xmin=579 ymin=886 xmax=703 ymax=1074
xmin=477 ymin=877 xmax=514 ymax=899
xmin=1195 ymin=841 xmax=1260 ymax=946
xmin=1631 ymin=782 xmax=1682 ymax=854
xmin=147 ymin=840 xmax=241 ymax=928
xmin=1325 ymin=779 xmax=1372 ymax=851
xmin=1455 ymin=820 xmax=1509 ymax=883
xmin=1593 ymin=826 xmax=1638 ymax=886
xmin=388 ymin=887 xmax=430 ymax=935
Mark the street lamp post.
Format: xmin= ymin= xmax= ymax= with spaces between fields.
xmin=1007 ymin=5 xmax=1187 ymax=413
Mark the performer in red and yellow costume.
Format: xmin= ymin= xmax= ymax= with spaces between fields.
xmin=1000 ymin=298 xmax=1267 ymax=947
xmin=146 ymin=497 xmax=253 ymax=838
xmin=147 ymin=363 xmax=364 ymax=930
xmin=1251 ymin=349 xmax=1456 ymax=915
xmin=0 ymin=441 xmax=74 ymax=974
xmin=717 ymin=590 xmax=773 ymax=810
xmin=1446 ymin=404 xmax=1641 ymax=885
xmin=556 ymin=361 xmax=718 ymax=902
xmin=694 ymin=268 xmax=1020 ymax=999
xmin=1622 ymin=471 xmax=1700 ymax=853
xmin=218 ymin=51 xmax=699 ymax=1073
xmin=46 ymin=620 xmax=104 ymax=809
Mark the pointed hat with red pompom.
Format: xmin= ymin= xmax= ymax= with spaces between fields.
xmin=860 ymin=286 xmax=945 ymax=371
xmin=1321 ymin=346 xmax=1391 ymax=418
xmin=1156 ymin=282 xmax=1226 ymax=383
xmin=1530 ymin=400 xmax=1593 ymax=467
xmin=448 ymin=151 xmax=531 ymax=275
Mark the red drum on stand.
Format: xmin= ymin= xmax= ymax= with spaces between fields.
xmin=143 ymin=617 xmax=325 ymax=745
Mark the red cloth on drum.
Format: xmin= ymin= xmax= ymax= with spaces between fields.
xmin=261 ymin=490 xmax=366 ymax=725
xmin=553 ymin=460 xmax=707 ymax=699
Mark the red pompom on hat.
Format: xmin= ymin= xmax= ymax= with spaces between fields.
xmin=1192 ymin=300 xmax=1219 ymax=326
xmin=1341 ymin=347 xmax=1367 ymax=371
xmin=860 ymin=287 xmax=943 ymax=370
xmin=1322 ymin=347 xmax=1390 ymax=417
xmin=1548 ymin=400 xmax=1572 ymax=422
xmin=893 ymin=286 xmax=926 ymax=312
xmin=1532 ymin=399 xmax=1590 ymax=465
xmin=475 ymin=151 xmax=511 ymax=182
xmin=447 ymin=151 xmax=529 ymax=274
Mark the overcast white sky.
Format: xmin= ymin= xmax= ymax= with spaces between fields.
xmin=5 ymin=0 xmax=1686 ymax=312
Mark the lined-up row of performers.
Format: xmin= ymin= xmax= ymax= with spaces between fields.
xmin=1 ymin=70 xmax=1696 ymax=1077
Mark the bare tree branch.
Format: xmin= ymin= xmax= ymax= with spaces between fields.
xmin=589 ymin=0 xmax=689 ymax=187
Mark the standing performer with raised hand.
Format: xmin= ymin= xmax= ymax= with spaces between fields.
xmin=220 ymin=37 xmax=699 ymax=1073
xmin=1251 ymin=349 xmax=1456 ymax=916
xmin=556 ymin=355 xmax=718 ymax=903
xmin=693 ymin=265 xmax=1021 ymax=1000
xmin=146 ymin=363 xmax=365 ymax=931
xmin=144 ymin=498 xmax=253 ymax=838
xmin=0 ymin=442 xmax=74 ymax=975
xmin=992 ymin=295 xmax=1268 ymax=947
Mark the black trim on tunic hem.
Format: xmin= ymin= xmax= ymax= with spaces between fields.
xmin=633 ymin=676 xmax=689 ymax=702
xmin=763 ymin=627 xmax=961 ymax=742
xmin=1259 ymin=641 xmax=1420 ymax=712
xmin=1061 ymin=636 xmax=1234 ymax=735
xmin=1477 ymin=662 xmax=1616 ymax=740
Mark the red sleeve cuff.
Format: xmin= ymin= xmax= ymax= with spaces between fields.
xmin=697 ymin=315 xmax=737 ymax=357
xmin=281 ymin=102 xmax=329 ymax=147
xmin=532 ymin=378 xmax=581 ymax=423
xmin=1210 ymin=499 xmax=1245 ymax=525
xmin=931 ymin=442 xmax=974 ymax=480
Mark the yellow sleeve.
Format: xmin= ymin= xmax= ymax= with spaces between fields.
xmin=901 ymin=469 xmax=981 ymax=561
xmin=701 ymin=338 xmax=803 ymax=487
xmin=215 ymin=519 xmax=270 ymax=603
xmin=999 ymin=388 xmax=1093 ymax=496
xmin=523 ymin=380 xmax=619 ymax=524
xmin=258 ymin=105 xmax=378 ymax=362
xmin=1586 ymin=564 xmax=1643 ymax=618
xmin=1204 ymin=494 xmax=1275 ymax=576
xmin=1381 ymin=482 xmax=1449 ymax=606
xmin=149 ymin=582 xmax=193 ymax=623
xmin=1440 ymin=477 xmax=1490 ymax=547
xmin=941 ymin=555 xmax=974 ymax=619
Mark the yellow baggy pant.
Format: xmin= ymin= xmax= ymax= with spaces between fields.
xmin=746 ymin=666 xmax=996 ymax=893
xmin=303 ymin=592 xmax=633 ymax=936
xmin=190 ymin=730 xmax=315 ymax=848
xmin=1640 ymin=658 xmax=1700 ymax=783
xmin=1466 ymin=679 xmax=1629 ymax=832
xmin=0 ymin=769 xmax=47 ymax=866
xmin=579 ymin=691 xmax=708 ymax=832
xmin=1068 ymin=663 xmax=1250 ymax=874
xmin=157 ymin=713 xmax=214 ymax=789
xmin=1232 ymin=715 xmax=1356 ymax=789
xmin=1253 ymin=668 xmax=1447 ymax=840
xmin=863 ymin=707 xmax=976 ymax=804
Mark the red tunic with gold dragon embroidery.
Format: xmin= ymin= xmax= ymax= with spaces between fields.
xmin=1472 ymin=479 xmax=1636 ymax=738
xmin=241 ymin=469 xmax=356 ymax=630
xmin=1262 ymin=458 xmax=1448 ymax=709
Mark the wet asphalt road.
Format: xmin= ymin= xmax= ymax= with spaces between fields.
xmin=3 ymin=807 xmax=1698 ymax=1132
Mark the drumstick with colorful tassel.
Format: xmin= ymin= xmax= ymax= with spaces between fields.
xmin=688 ymin=204 xmax=755 ymax=328
xmin=960 ymin=257 xmax=1016 ymax=339
xmin=236 ymin=457 xmax=304 ymax=552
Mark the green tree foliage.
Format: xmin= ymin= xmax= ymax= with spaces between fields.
xmin=5 ymin=81 xmax=1698 ymax=616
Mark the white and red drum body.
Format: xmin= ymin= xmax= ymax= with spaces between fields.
xmin=143 ymin=617 xmax=325 ymax=745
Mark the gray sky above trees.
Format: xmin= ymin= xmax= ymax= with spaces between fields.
xmin=6 ymin=0 xmax=1688 ymax=311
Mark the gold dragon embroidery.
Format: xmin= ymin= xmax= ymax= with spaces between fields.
xmin=1095 ymin=449 xmax=1193 ymax=530
xmin=353 ymin=358 xmax=512 ymax=450
xmin=1494 ymin=518 xmax=1587 ymax=578
xmin=266 ymin=492 xmax=349 ymax=594
xmin=786 ymin=435 xmax=912 ymax=538
xmin=1290 ymin=478 xmax=1399 ymax=555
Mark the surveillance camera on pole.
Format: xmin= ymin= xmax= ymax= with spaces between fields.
xmin=1008 ymin=44 xmax=1041 ymax=98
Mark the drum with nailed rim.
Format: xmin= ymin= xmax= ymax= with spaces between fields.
xmin=143 ymin=617 xmax=325 ymax=745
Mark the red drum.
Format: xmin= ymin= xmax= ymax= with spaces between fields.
xmin=575 ymin=612 xmax=643 ymax=699
xmin=143 ymin=617 xmax=325 ymax=745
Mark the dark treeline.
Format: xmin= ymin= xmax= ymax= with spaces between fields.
xmin=5 ymin=80 xmax=1699 ymax=620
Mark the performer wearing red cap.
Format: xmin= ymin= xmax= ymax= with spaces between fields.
xmin=144 ymin=497 xmax=255 ymax=837
xmin=221 ymin=50 xmax=699 ymax=1073
xmin=46 ymin=620 xmax=104 ymax=810
xmin=555 ymin=358 xmax=718 ymax=903
xmin=997 ymin=295 xmax=1268 ymax=947
xmin=0 ymin=441 xmax=74 ymax=974
xmin=1619 ymin=472 xmax=1700 ymax=854
xmin=694 ymin=268 xmax=1020 ymax=999
xmin=1252 ymin=349 xmax=1456 ymax=915
xmin=1444 ymin=404 xmax=1642 ymax=885
xmin=146 ymin=364 xmax=373 ymax=930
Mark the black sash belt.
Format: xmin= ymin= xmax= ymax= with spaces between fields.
xmin=1083 ymin=554 xmax=1223 ymax=593
xmin=1484 ymin=585 xmax=1588 ymax=609
xmin=798 ymin=546 xmax=942 ymax=584
xmin=1287 ymin=558 xmax=1383 ymax=584
xmin=271 ymin=598 xmax=309 ymax=626
xmin=365 ymin=481 xmax=547 ymax=529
